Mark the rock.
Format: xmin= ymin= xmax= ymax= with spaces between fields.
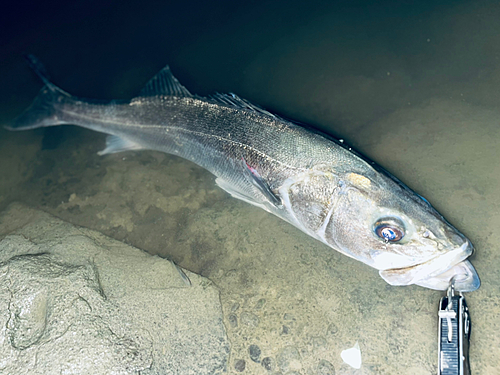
xmin=317 ymin=359 xmax=336 ymax=375
xmin=261 ymin=357 xmax=275 ymax=371
xmin=240 ymin=311 xmax=260 ymax=328
xmin=283 ymin=313 xmax=295 ymax=321
xmin=248 ymin=344 xmax=261 ymax=363
xmin=0 ymin=203 xmax=229 ymax=375
xmin=255 ymin=298 xmax=266 ymax=309
xmin=311 ymin=336 xmax=327 ymax=350
xmin=228 ymin=313 xmax=238 ymax=328
xmin=326 ymin=323 xmax=338 ymax=336
xmin=234 ymin=359 xmax=246 ymax=372
xmin=280 ymin=325 xmax=290 ymax=335
xmin=277 ymin=345 xmax=301 ymax=372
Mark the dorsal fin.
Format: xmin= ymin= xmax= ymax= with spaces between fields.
xmin=139 ymin=65 xmax=193 ymax=98
xmin=211 ymin=92 xmax=277 ymax=119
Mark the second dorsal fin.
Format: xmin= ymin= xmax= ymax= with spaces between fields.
xmin=211 ymin=92 xmax=277 ymax=118
xmin=138 ymin=65 xmax=193 ymax=98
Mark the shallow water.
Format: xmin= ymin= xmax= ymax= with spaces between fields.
xmin=1 ymin=0 xmax=499 ymax=373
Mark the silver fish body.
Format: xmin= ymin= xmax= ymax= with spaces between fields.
xmin=7 ymin=56 xmax=480 ymax=291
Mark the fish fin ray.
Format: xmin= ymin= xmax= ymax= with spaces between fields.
xmin=97 ymin=135 xmax=144 ymax=155
xmin=5 ymin=87 xmax=66 ymax=131
xmin=23 ymin=54 xmax=71 ymax=96
xmin=5 ymin=55 xmax=72 ymax=131
xmin=211 ymin=93 xmax=278 ymax=119
xmin=241 ymin=159 xmax=282 ymax=208
xmin=24 ymin=54 xmax=52 ymax=85
xmin=138 ymin=65 xmax=193 ymax=98
xmin=215 ymin=178 xmax=272 ymax=213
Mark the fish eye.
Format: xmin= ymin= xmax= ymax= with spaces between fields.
xmin=374 ymin=218 xmax=405 ymax=242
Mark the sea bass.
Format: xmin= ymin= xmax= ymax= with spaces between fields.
xmin=7 ymin=56 xmax=480 ymax=291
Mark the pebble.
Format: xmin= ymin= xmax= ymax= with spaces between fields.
xmin=311 ymin=336 xmax=327 ymax=349
xmin=234 ymin=359 xmax=246 ymax=372
xmin=228 ymin=313 xmax=238 ymax=328
xmin=277 ymin=345 xmax=301 ymax=372
xmin=249 ymin=344 xmax=261 ymax=363
xmin=261 ymin=357 xmax=275 ymax=371
xmin=240 ymin=312 xmax=260 ymax=327
xmin=280 ymin=325 xmax=289 ymax=335
xmin=317 ymin=359 xmax=335 ymax=375
xmin=326 ymin=323 xmax=338 ymax=336
xmin=283 ymin=313 xmax=295 ymax=321
xmin=255 ymin=298 xmax=266 ymax=309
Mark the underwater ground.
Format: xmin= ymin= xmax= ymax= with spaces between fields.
xmin=0 ymin=0 xmax=499 ymax=373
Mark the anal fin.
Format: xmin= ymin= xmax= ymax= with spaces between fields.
xmin=98 ymin=135 xmax=144 ymax=155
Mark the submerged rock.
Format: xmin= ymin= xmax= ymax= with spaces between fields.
xmin=0 ymin=203 xmax=229 ymax=375
xmin=248 ymin=344 xmax=261 ymax=363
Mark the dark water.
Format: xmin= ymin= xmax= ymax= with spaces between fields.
xmin=1 ymin=0 xmax=499 ymax=374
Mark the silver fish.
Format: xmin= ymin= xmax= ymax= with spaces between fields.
xmin=7 ymin=56 xmax=480 ymax=291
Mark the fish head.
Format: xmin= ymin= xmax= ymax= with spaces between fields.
xmin=323 ymin=170 xmax=480 ymax=291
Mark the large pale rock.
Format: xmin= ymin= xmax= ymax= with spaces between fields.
xmin=0 ymin=203 xmax=229 ymax=375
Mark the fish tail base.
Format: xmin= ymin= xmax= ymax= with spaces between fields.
xmin=5 ymin=85 xmax=68 ymax=131
xmin=6 ymin=55 xmax=71 ymax=131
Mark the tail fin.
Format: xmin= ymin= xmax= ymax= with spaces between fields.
xmin=5 ymin=55 xmax=71 ymax=131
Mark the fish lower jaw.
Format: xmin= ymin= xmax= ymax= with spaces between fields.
xmin=414 ymin=260 xmax=480 ymax=291
xmin=378 ymin=240 xmax=473 ymax=287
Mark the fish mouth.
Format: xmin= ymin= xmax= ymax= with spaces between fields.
xmin=378 ymin=239 xmax=479 ymax=291
xmin=414 ymin=260 xmax=480 ymax=292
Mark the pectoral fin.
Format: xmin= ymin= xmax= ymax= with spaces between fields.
xmin=215 ymin=177 xmax=271 ymax=212
xmin=242 ymin=159 xmax=282 ymax=208
xmin=97 ymin=135 xmax=144 ymax=155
